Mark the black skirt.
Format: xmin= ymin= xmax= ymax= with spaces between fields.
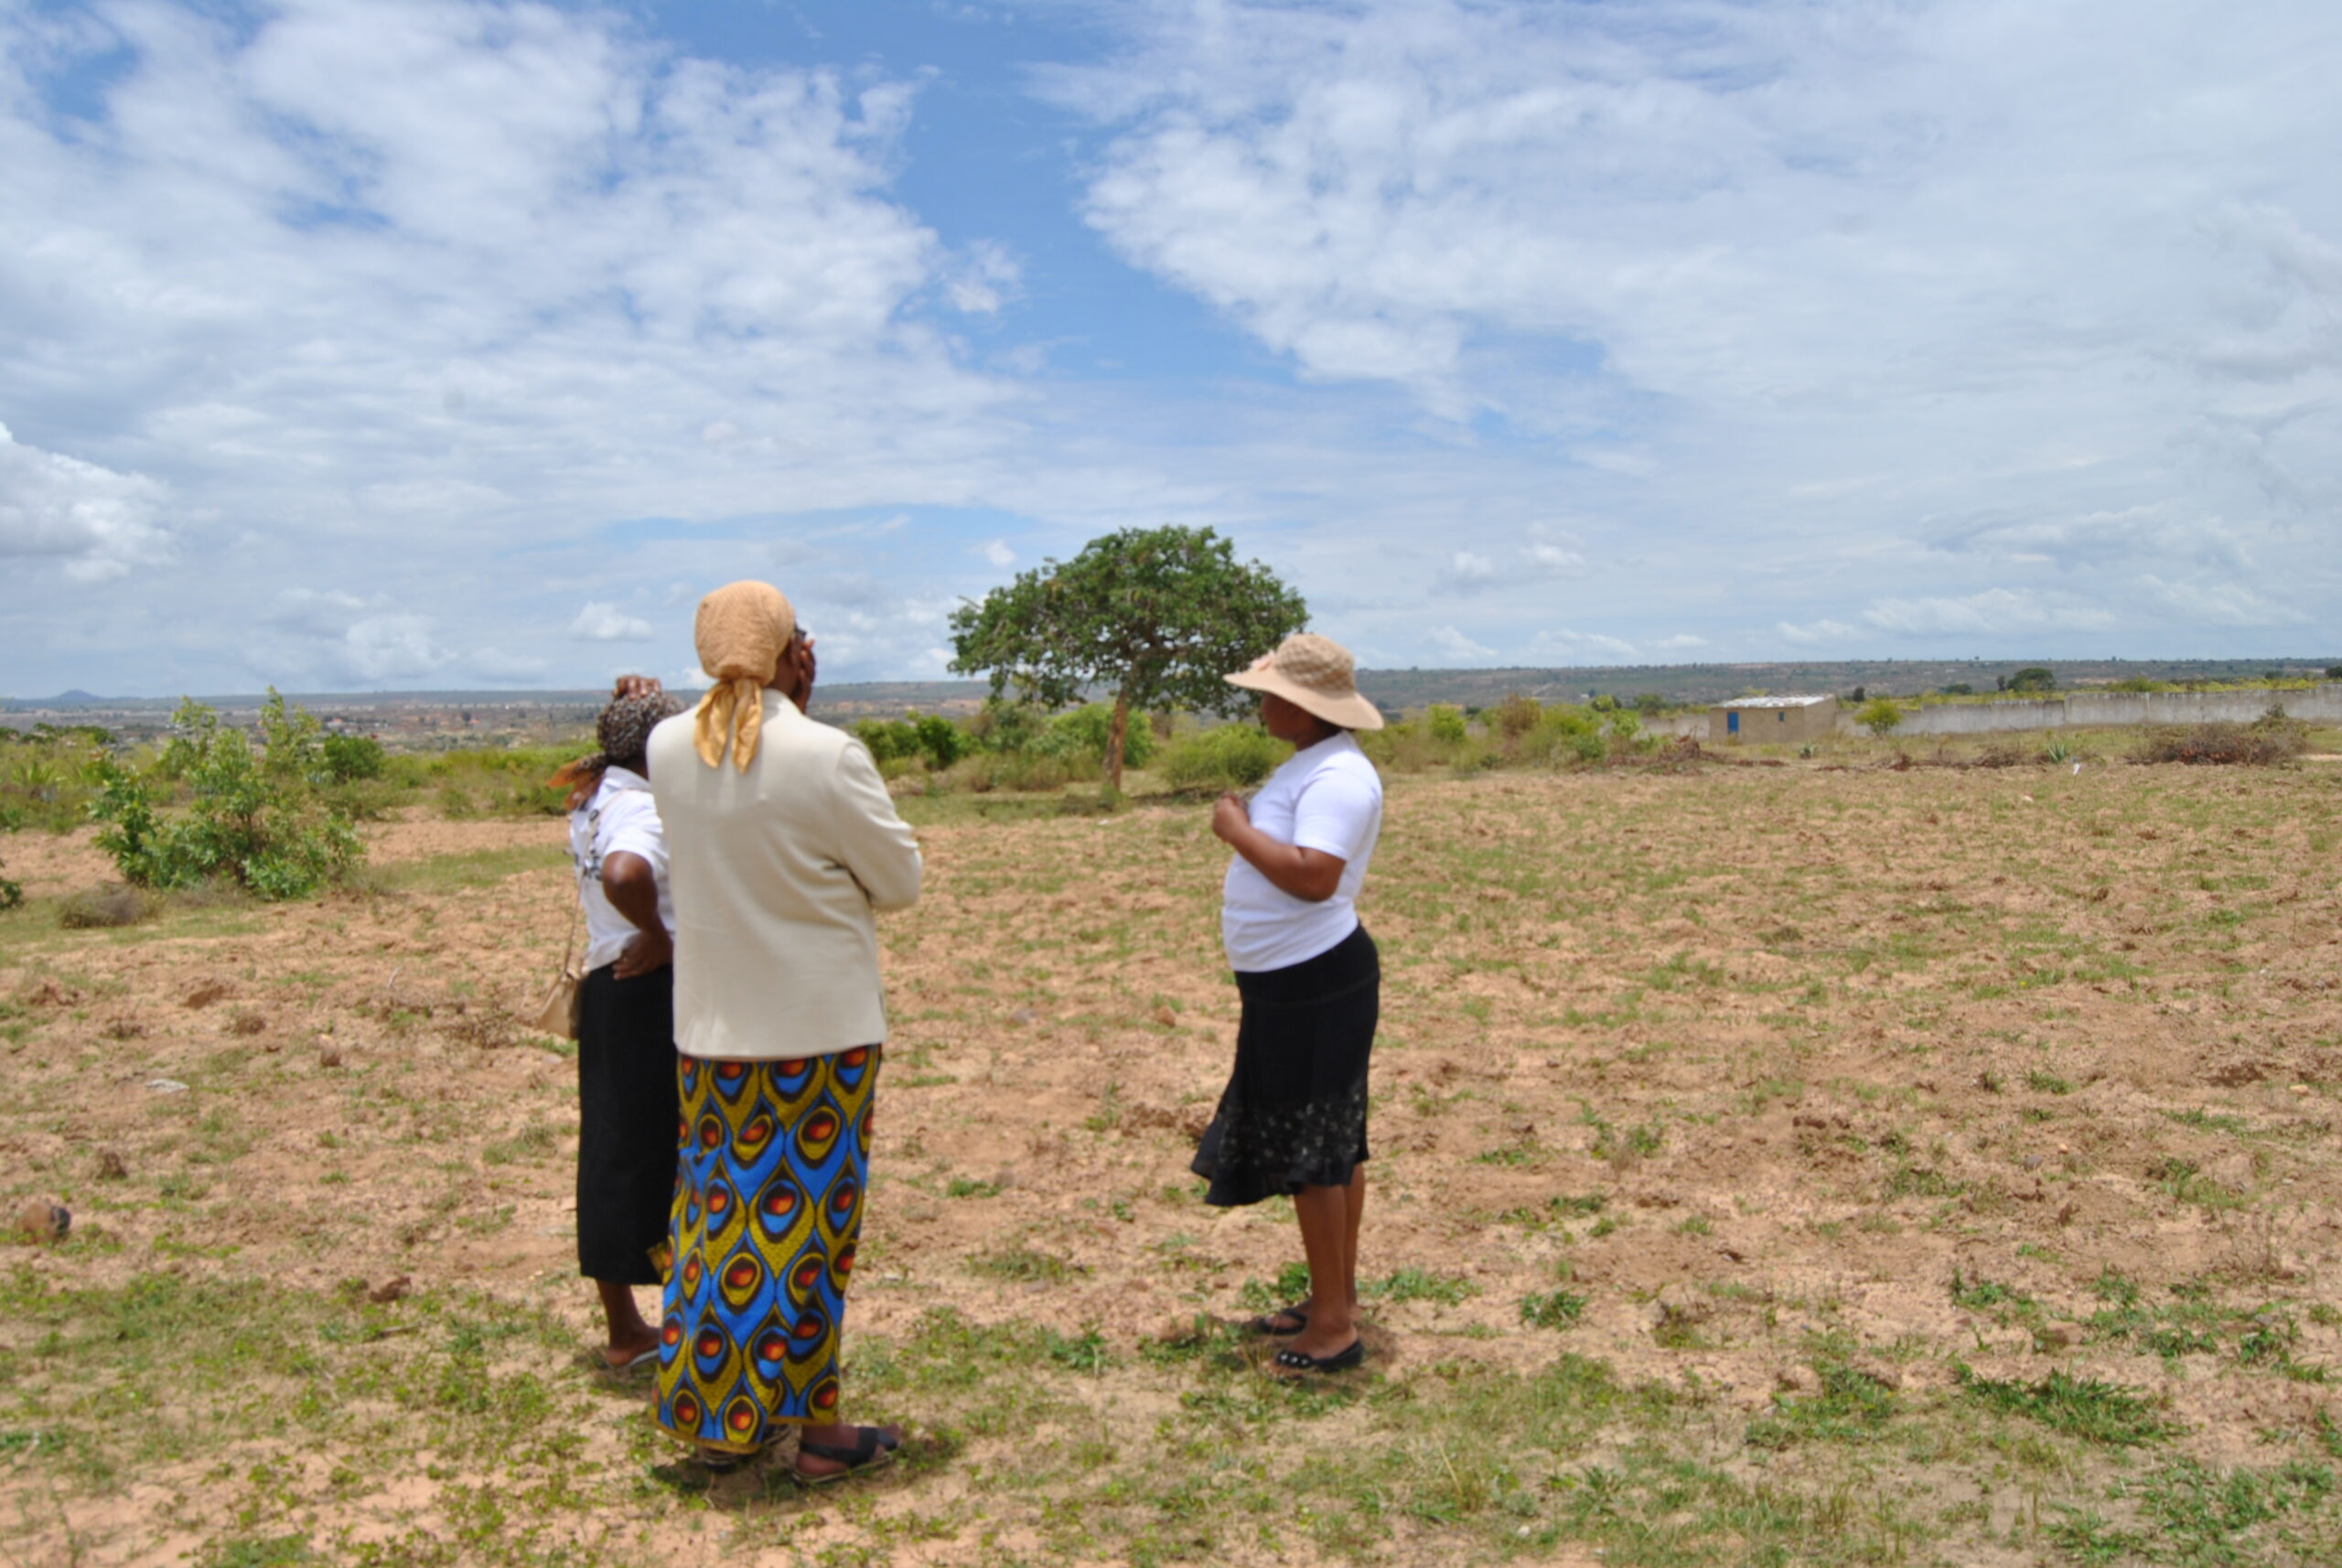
xmin=575 ymin=961 xmax=680 ymax=1284
xmin=1192 ymin=922 xmax=1380 ymax=1208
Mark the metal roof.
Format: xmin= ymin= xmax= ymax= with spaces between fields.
xmin=1716 ymin=694 xmax=1835 ymax=709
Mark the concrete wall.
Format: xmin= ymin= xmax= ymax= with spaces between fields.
xmin=1853 ymin=683 xmax=2342 ymax=737
xmin=1713 ymin=699 xmax=1838 ymax=745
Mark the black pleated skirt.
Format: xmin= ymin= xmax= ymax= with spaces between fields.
xmin=1192 ymin=922 xmax=1379 ymax=1208
xmin=575 ymin=962 xmax=680 ymax=1284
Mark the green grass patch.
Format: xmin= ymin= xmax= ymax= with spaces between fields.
xmin=1954 ymin=1367 xmax=2176 ymax=1447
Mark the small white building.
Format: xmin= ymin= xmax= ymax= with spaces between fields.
xmin=1710 ymin=694 xmax=1838 ymax=745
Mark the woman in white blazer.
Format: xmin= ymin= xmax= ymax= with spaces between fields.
xmin=644 ymin=582 xmax=922 ymax=1483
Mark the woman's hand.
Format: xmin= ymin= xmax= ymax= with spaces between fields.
xmin=613 ymin=924 xmax=672 ymax=979
xmin=1213 ymin=792 xmax=1346 ymax=902
xmin=601 ymin=851 xmax=673 ymax=976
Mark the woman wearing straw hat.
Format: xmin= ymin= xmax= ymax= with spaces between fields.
xmin=646 ymin=581 xmax=924 ymax=1479
xmin=1196 ymin=632 xmax=1386 ymax=1373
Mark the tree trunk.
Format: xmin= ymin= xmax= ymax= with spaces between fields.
xmin=1106 ymin=689 xmax=1131 ymax=793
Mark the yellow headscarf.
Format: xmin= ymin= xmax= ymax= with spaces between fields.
xmin=691 ymin=581 xmax=796 ymax=771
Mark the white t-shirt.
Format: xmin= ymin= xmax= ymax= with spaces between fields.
xmin=568 ymin=766 xmax=675 ymax=974
xmin=1220 ymin=732 xmax=1383 ymax=973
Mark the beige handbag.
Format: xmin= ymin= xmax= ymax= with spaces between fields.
xmin=534 ymin=901 xmax=584 ymax=1039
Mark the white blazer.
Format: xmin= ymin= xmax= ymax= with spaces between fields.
xmin=648 ymin=695 xmax=922 ymax=1060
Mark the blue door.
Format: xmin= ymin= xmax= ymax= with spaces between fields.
xmin=1727 ymin=712 xmax=1739 ymax=735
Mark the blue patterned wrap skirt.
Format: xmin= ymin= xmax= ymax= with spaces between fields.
xmin=655 ymin=1047 xmax=878 ymax=1453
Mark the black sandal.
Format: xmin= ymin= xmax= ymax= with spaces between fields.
xmin=1247 ymin=1304 xmax=1310 ymax=1336
xmin=1272 ymin=1338 xmax=1365 ymax=1374
xmin=795 ymin=1425 xmax=902 ymax=1486
xmin=695 ymin=1444 xmax=760 ymax=1474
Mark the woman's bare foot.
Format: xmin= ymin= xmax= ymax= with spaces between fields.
xmin=601 ymin=1332 xmax=659 ymax=1369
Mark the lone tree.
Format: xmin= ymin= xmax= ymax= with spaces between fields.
xmin=948 ymin=526 xmax=1308 ymax=790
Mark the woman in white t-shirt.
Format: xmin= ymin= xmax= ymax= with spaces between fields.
xmin=554 ymin=687 xmax=684 ymax=1369
xmin=1194 ymin=633 xmax=1385 ymax=1374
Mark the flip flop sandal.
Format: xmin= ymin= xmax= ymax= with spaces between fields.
xmin=1246 ymin=1305 xmax=1310 ymax=1336
xmin=605 ymin=1345 xmax=659 ymax=1371
xmin=795 ymin=1425 xmax=902 ymax=1487
xmin=1272 ymin=1338 xmax=1366 ymax=1374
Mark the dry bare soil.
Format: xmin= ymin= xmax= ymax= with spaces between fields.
xmin=3 ymin=759 xmax=2340 ymax=1567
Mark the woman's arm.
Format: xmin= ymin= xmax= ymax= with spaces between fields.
xmin=1212 ymin=793 xmax=1347 ymax=902
xmin=601 ymin=850 xmax=673 ymax=977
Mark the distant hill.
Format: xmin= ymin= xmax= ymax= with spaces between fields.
xmin=5 ymin=657 xmax=2335 ymax=721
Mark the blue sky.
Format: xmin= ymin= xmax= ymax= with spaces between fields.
xmin=2 ymin=0 xmax=2337 ymax=693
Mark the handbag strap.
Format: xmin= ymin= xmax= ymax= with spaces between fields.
xmin=559 ymin=887 xmax=582 ymax=976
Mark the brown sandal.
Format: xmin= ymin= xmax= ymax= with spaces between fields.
xmin=795 ymin=1425 xmax=901 ymax=1486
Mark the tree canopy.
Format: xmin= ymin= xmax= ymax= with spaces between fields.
xmin=947 ymin=526 xmax=1308 ymax=789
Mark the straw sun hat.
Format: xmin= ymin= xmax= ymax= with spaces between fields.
xmin=1225 ymin=633 xmax=1385 ymax=732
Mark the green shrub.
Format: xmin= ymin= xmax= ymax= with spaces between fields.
xmin=1856 ymin=697 xmax=1903 ymax=736
xmin=1424 ymin=704 xmax=1470 ymax=746
xmin=1489 ymin=693 xmax=1542 ymax=736
xmin=321 ymin=734 xmax=387 ymax=782
xmin=1161 ymin=725 xmax=1288 ymax=791
xmin=2005 ymin=667 xmax=2057 ymax=694
xmin=87 ymin=693 xmax=361 ymax=899
xmin=1516 ymin=704 xmax=1606 ymax=767
xmin=853 ymin=711 xmax=972 ymax=771
xmin=1047 ymin=703 xmax=1156 ymax=769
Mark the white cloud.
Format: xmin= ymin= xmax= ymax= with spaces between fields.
xmin=1434 ymin=550 xmax=1499 ymax=594
xmin=1526 ymin=628 xmax=1639 ymax=662
xmin=1521 ymin=542 xmax=1589 ymax=577
xmin=571 ymin=602 xmax=657 ymax=642
xmin=1860 ymin=589 xmax=2115 ymax=637
xmin=1427 ymin=625 xmax=1498 ymax=661
xmin=1650 ymin=633 xmax=1708 ymax=651
xmin=2135 ymin=575 xmax=2308 ymax=628
xmin=1777 ymin=620 xmax=1860 ymax=647
xmin=0 ymin=423 xmax=170 ymax=582
xmin=0 ymin=0 xmax=1024 ymax=690
xmin=341 ymin=616 xmax=452 ymax=684
xmin=979 ymin=539 xmax=1016 ymax=567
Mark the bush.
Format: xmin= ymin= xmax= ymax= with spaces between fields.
xmin=87 ymin=692 xmax=361 ymax=899
xmin=321 ymin=734 xmax=387 ymax=782
xmin=2005 ymin=667 xmax=2057 ymax=694
xmin=1515 ymin=704 xmax=1606 ymax=768
xmin=1424 ymin=704 xmax=1470 ymax=746
xmin=1161 ymin=725 xmax=1288 ymax=791
xmin=851 ymin=712 xmax=970 ymax=771
xmin=1047 ymin=703 xmax=1156 ymax=769
xmin=2131 ymin=717 xmax=2309 ymax=767
xmin=1856 ymin=697 xmax=1904 ymax=736
xmin=2326 ymin=666 xmax=2342 ymax=681
xmin=1489 ymin=693 xmax=1542 ymax=737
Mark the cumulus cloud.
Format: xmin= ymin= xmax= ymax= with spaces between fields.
xmin=978 ymin=539 xmax=1016 ymax=567
xmin=1427 ymin=625 xmax=1499 ymax=661
xmin=1048 ymin=0 xmax=2342 ymax=657
xmin=1860 ymin=589 xmax=2116 ymax=637
xmin=1525 ymin=628 xmax=1639 ymax=662
xmin=570 ymin=602 xmax=656 ymax=642
xmin=1776 ymin=619 xmax=1860 ymax=647
xmin=2135 ymin=575 xmax=2308 ymax=628
xmin=0 ymin=424 xmax=170 ymax=582
xmin=0 ymin=0 xmax=1023 ymax=690
xmin=1434 ymin=551 xmax=1499 ymax=594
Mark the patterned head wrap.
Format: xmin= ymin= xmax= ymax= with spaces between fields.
xmin=597 ymin=691 xmax=684 ymax=771
xmin=692 ymin=581 xmax=796 ymax=771
xmin=552 ymin=689 xmax=685 ymax=809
